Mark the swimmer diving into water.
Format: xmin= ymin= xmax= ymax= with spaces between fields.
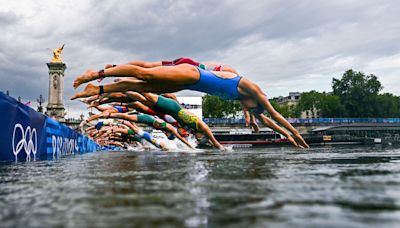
xmin=71 ymin=60 xmax=309 ymax=148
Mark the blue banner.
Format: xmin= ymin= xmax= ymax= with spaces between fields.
xmin=45 ymin=117 xmax=99 ymax=159
xmin=204 ymin=117 xmax=400 ymax=125
xmin=0 ymin=92 xmax=102 ymax=161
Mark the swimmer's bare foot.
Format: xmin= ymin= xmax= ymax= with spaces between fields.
xmin=294 ymin=133 xmax=309 ymax=148
xmin=78 ymin=99 xmax=90 ymax=104
xmin=104 ymin=64 xmax=114 ymax=69
xmin=98 ymin=97 xmax=110 ymax=104
xmin=87 ymin=101 xmax=99 ymax=109
xmin=73 ymin=70 xmax=100 ymax=89
xmin=83 ymin=95 xmax=100 ymax=104
xmin=79 ymin=120 xmax=88 ymax=128
xmin=98 ymin=112 xmax=110 ymax=119
xmin=71 ymin=83 xmax=99 ymax=100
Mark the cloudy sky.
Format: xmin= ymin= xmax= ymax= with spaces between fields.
xmin=1 ymin=0 xmax=399 ymax=118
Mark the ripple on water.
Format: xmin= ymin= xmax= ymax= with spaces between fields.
xmin=1 ymin=146 xmax=400 ymax=227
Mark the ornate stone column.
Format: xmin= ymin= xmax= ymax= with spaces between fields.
xmin=46 ymin=62 xmax=67 ymax=122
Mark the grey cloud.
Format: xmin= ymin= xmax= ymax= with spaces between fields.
xmin=0 ymin=11 xmax=19 ymax=27
xmin=84 ymin=0 xmax=256 ymax=59
xmin=1 ymin=0 xmax=400 ymax=117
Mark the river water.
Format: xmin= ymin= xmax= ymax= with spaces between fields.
xmin=1 ymin=145 xmax=400 ymax=227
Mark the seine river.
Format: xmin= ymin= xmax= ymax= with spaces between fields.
xmin=1 ymin=145 xmax=400 ymax=227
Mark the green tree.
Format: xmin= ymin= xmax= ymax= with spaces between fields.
xmin=319 ymin=94 xmax=345 ymax=117
xmin=332 ymin=69 xmax=382 ymax=117
xmin=297 ymin=91 xmax=345 ymax=117
xmin=375 ymin=93 xmax=400 ymax=117
xmin=202 ymin=95 xmax=224 ymax=118
xmin=296 ymin=90 xmax=323 ymax=117
xmin=270 ymin=100 xmax=299 ymax=117
xmin=202 ymin=95 xmax=242 ymax=118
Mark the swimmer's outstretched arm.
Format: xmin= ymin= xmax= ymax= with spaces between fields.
xmin=120 ymin=120 xmax=166 ymax=150
xmin=239 ymin=80 xmax=309 ymax=148
xmin=258 ymin=97 xmax=309 ymax=148
xmin=255 ymin=114 xmax=301 ymax=148
xmin=197 ymin=121 xmax=224 ymax=150
xmin=165 ymin=124 xmax=194 ymax=149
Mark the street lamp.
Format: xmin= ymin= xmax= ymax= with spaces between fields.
xmin=36 ymin=94 xmax=45 ymax=113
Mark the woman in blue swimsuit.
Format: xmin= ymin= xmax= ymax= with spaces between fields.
xmin=72 ymin=62 xmax=309 ymax=148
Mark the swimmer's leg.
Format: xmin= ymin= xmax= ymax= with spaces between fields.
xmin=71 ymin=78 xmax=187 ymax=100
xmin=71 ymin=84 xmax=101 ymax=100
xmin=73 ymin=64 xmax=198 ymax=89
xmin=109 ymin=113 xmax=139 ymax=123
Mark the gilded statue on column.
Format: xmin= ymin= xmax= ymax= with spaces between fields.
xmin=48 ymin=44 xmax=65 ymax=63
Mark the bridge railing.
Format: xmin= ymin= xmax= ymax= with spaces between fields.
xmin=287 ymin=118 xmax=400 ymax=124
xmin=204 ymin=117 xmax=400 ymax=125
xmin=204 ymin=118 xmax=246 ymax=125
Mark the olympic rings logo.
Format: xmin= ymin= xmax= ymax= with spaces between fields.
xmin=52 ymin=135 xmax=78 ymax=158
xmin=11 ymin=123 xmax=90 ymax=161
xmin=12 ymin=123 xmax=37 ymax=161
